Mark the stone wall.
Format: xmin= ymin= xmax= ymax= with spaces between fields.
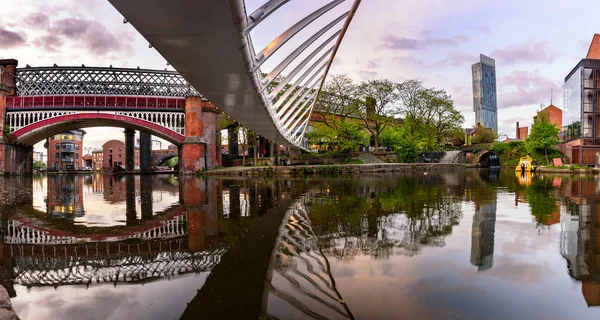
xmin=0 ymin=144 xmax=32 ymax=175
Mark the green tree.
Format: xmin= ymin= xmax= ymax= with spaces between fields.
xmin=396 ymin=131 xmax=420 ymax=163
xmin=358 ymin=79 xmax=399 ymax=150
xmin=379 ymin=126 xmax=402 ymax=148
xmin=33 ymin=160 xmax=46 ymax=170
xmin=306 ymin=121 xmax=367 ymax=154
xmin=314 ymin=74 xmax=360 ymax=130
xmin=525 ymin=112 xmax=560 ymax=164
xmin=471 ymin=126 xmax=496 ymax=144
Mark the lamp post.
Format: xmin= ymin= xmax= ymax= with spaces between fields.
xmin=152 ymin=140 xmax=162 ymax=150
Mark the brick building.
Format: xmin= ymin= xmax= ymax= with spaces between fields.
xmin=539 ymin=104 xmax=563 ymax=129
xmin=46 ymin=130 xmax=85 ymax=170
xmin=101 ymin=140 xmax=140 ymax=169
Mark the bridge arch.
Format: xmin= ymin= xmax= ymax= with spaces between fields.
xmin=10 ymin=113 xmax=185 ymax=146
xmin=478 ymin=151 xmax=501 ymax=168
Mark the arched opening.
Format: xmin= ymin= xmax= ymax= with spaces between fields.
xmin=478 ymin=151 xmax=501 ymax=168
xmin=11 ymin=113 xmax=184 ymax=146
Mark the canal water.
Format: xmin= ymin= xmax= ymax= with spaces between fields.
xmin=1 ymin=170 xmax=600 ymax=319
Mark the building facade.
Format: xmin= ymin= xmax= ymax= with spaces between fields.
xmin=101 ymin=140 xmax=140 ymax=169
xmin=91 ymin=149 xmax=103 ymax=170
xmin=561 ymin=35 xmax=600 ymax=165
xmin=472 ymin=54 xmax=498 ymax=134
xmin=46 ymin=130 xmax=85 ymax=170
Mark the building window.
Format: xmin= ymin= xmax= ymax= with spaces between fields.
xmin=109 ymin=148 xmax=113 ymax=153
xmin=118 ymin=154 xmax=121 ymax=158
xmin=55 ymin=144 xmax=60 ymax=150
xmin=76 ymin=153 xmax=79 ymax=159
xmin=55 ymin=153 xmax=59 ymax=159
xmin=76 ymin=145 xmax=79 ymax=150
xmin=119 ymin=148 xmax=122 ymax=151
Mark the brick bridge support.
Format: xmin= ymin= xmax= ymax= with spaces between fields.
xmin=139 ymin=131 xmax=152 ymax=172
xmin=179 ymin=177 xmax=218 ymax=253
xmin=179 ymin=97 xmax=219 ymax=174
xmin=0 ymin=59 xmax=32 ymax=175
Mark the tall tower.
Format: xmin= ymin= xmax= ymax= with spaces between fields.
xmin=472 ymin=54 xmax=498 ymax=134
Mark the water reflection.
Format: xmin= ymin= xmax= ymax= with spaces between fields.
xmin=1 ymin=171 xmax=600 ymax=319
xmin=560 ymin=176 xmax=600 ymax=307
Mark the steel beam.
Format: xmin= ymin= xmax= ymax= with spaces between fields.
xmin=254 ymin=0 xmax=346 ymax=68
xmin=243 ymin=0 xmax=291 ymax=37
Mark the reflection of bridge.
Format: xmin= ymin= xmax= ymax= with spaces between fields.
xmin=12 ymin=243 xmax=225 ymax=287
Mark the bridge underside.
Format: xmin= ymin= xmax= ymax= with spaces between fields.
xmin=10 ymin=113 xmax=185 ymax=146
xmin=110 ymin=1 xmax=284 ymax=144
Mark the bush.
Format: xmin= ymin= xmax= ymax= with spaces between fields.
xmin=397 ymin=138 xmax=419 ymax=163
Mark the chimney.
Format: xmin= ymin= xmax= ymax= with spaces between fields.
xmin=516 ymin=122 xmax=520 ymax=140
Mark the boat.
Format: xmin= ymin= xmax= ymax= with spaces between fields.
xmin=515 ymin=156 xmax=537 ymax=173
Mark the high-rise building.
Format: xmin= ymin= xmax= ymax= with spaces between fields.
xmin=472 ymin=54 xmax=498 ymax=134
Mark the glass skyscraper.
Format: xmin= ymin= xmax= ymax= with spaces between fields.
xmin=472 ymin=54 xmax=498 ymax=134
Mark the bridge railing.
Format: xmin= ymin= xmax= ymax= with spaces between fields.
xmin=14 ymin=66 xmax=201 ymax=97
xmin=6 ymin=95 xmax=185 ymax=111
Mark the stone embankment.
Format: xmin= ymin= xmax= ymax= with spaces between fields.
xmin=0 ymin=286 xmax=19 ymax=320
xmin=201 ymin=163 xmax=471 ymax=177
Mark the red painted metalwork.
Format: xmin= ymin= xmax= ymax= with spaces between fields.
xmin=11 ymin=113 xmax=185 ymax=144
xmin=5 ymin=95 xmax=185 ymax=110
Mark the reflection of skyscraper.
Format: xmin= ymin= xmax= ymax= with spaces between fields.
xmin=559 ymin=177 xmax=600 ymax=306
xmin=472 ymin=54 xmax=498 ymax=133
xmin=471 ymin=200 xmax=497 ymax=271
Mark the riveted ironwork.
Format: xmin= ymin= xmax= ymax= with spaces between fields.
xmin=15 ymin=66 xmax=201 ymax=97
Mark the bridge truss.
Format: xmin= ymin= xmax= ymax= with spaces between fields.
xmin=108 ymin=0 xmax=362 ymax=149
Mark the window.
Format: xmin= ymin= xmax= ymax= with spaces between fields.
xmin=76 ymin=153 xmax=79 ymax=159
xmin=55 ymin=144 xmax=60 ymax=150
xmin=55 ymin=153 xmax=59 ymax=159
xmin=109 ymin=148 xmax=113 ymax=153
xmin=75 ymin=145 xmax=79 ymax=150
xmin=118 ymin=154 xmax=122 ymax=158
xmin=119 ymin=148 xmax=122 ymax=151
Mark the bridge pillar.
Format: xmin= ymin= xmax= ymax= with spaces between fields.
xmin=201 ymin=102 xmax=219 ymax=169
xmin=227 ymin=126 xmax=239 ymax=157
xmin=124 ymin=128 xmax=135 ymax=171
xmin=139 ymin=131 xmax=152 ymax=172
xmin=180 ymin=97 xmax=206 ymax=174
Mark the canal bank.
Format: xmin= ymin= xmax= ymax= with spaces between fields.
xmin=200 ymin=163 xmax=474 ymax=177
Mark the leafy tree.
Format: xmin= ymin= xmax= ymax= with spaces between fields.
xmin=306 ymin=121 xmax=367 ymax=154
xmin=33 ymin=160 xmax=46 ymax=170
xmin=396 ymin=80 xmax=427 ymax=138
xmin=314 ymin=74 xmax=360 ymax=129
xmin=425 ymin=89 xmax=464 ymax=148
xmin=525 ymin=112 xmax=560 ymax=164
xmin=472 ymin=125 xmax=496 ymax=144
xmin=379 ymin=127 xmax=402 ymax=148
xmin=358 ymin=79 xmax=399 ymax=150
xmin=450 ymin=128 xmax=466 ymax=147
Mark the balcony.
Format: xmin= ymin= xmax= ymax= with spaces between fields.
xmin=62 ymin=158 xmax=74 ymax=162
xmin=61 ymin=146 xmax=75 ymax=153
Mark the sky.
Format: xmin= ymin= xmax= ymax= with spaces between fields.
xmin=1 ymin=0 xmax=598 ymax=154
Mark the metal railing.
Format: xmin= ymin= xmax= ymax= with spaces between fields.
xmin=15 ymin=66 xmax=201 ymax=97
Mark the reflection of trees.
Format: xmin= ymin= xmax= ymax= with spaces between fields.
xmin=524 ymin=176 xmax=558 ymax=227
xmin=308 ymin=175 xmax=463 ymax=261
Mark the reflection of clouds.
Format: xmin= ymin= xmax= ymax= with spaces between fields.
xmin=15 ymin=286 xmax=140 ymax=320
xmin=13 ymin=272 xmax=210 ymax=320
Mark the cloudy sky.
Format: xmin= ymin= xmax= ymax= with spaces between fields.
xmin=1 ymin=0 xmax=598 ymax=153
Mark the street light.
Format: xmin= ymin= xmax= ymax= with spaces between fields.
xmin=152 ymin=140 xmax=162 ymax=150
